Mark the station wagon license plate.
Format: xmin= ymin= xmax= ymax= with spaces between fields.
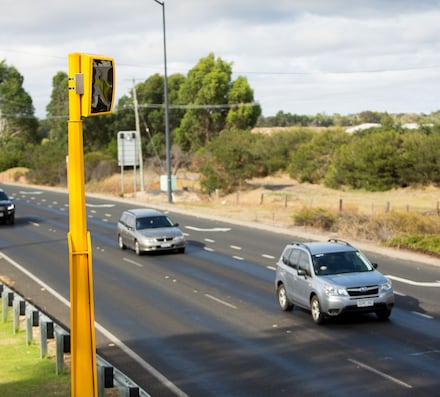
xmin=357 ymin=299 xmax=374 ymax=307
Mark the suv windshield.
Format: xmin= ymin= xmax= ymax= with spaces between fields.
xmin=0 ymin=191 xmax=9 ymax=200
xmin=312 ymin=251 xmax=374 ymax=275
xmin=136 ymin=216 xmax=173 ymax=230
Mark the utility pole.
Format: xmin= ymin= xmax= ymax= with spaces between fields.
xmin=132 ymin=81 xmax=144 ymax=192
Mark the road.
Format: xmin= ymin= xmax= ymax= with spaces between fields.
xmin=0 ymin=184 xmax=439 ymax=397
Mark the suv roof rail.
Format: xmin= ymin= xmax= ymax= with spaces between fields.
xmin=328 ymin=238 xmax=352 ymax=246
xmin=290 ymin=241 xmax=313 ymax=255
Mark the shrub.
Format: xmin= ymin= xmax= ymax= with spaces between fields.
xmin=293 ymin=207 xmax=336 ymax=230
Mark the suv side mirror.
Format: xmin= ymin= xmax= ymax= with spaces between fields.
xmin=297 ymin=268 xmax=307 ymax=276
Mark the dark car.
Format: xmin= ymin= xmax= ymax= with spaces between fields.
xmin=0 ymin=188 xmax=15 ymax=225
xmin=117 ymin=208 xmax=186 ymax=255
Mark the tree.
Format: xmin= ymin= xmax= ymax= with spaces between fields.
xmin=45 ymin=71 xmax=69 ymax=143
xmin=225 ymin=76 xmax=261 ymax=129
xmin=0 ymin=61 xmax=38 ymax=141
xmin=325 ymin=129 xmax=405 ymax=191
xmin=198 ymin=129 xmax=261 ymax=193
xmin=175 ymin=53 xmax=260 ymax=152
xmin=289 ymin=129 xmax=350 ymax=183
xmin=0 ymin=60 xmax=39 ymax=171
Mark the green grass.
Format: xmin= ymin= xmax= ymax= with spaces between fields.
xmin=0 ymin=305 xmax=70 ymax=396
xmin=384 ymin=234 xmax=440 ymax=257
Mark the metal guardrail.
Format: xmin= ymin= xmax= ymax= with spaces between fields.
xmin=1 ymin=282 xmax=151 ymax=397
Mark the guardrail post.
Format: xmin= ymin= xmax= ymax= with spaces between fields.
xmin=39 ymin=317 xmax=54 ymax=359
xmin=12 ymin=297 xmax=26 ymax=334
xmin=39 ymin=317 xmax=48 ymax=358
xmin=26 ymin=307 xmax=38 ymax=345
xmin=98 ymin=365 xmax=114 ymax=397
xmin=120 ymin=387 xmax=140 ymax=397
xmin=2 ymin=289 xmax=9 ymax=322
xmin=55 ymin=330 xmax=70 ymax=375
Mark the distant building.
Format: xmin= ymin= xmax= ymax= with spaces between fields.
xmin=345 ymin=123 xmax=381 ymax=133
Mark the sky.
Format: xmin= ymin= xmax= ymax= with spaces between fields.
xmin=1 ymin=0 xmax=440 ymax=119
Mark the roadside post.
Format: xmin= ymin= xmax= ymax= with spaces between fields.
xmin=67 ymin=52 xmax=115 ymax=397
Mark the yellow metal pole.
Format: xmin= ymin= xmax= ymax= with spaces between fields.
xmin=67 ymin=52 xmax=98 ymax=397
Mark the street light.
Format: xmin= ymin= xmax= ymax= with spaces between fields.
xmin=153 ymin=0 xmax=172 ymax=203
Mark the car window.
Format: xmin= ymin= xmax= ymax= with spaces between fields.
xmin=282 ymin=248 xmax=293 ymax=265
xmin=127 ymin=215 xmax=135 ymax=229
xmin=298 ymin=252 xmax=311 ymax=276
xmin=313 ymin=251 xmax=373 ymax=275
xmin=288 ymin=249 xmax=300 ymax=269
xmin=136 ymin=216 xmax=173 ymax=230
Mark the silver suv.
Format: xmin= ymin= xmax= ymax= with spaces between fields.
xmin=275 ymin=240 xmax=394 ymax=324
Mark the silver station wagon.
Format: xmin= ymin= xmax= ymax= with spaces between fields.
xmin=117 ymin=208 xmax=186 ymax=255
xmin=275 ymin=239 xmax=394 ymax=324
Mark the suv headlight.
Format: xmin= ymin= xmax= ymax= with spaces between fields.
xmin=379 ymin=279 xmax=393 ymax=292
xmin=7 ymin=203 xmax=15 ymax=210
xmin=324 ymin=284 xmax=348 ymax=296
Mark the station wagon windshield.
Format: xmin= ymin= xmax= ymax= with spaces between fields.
xmin=313 ymin=251 xmax=374 ymax=275
xmin=136 ymin=216 xmax=174 ymax=230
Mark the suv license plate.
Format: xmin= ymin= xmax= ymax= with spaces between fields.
xmin=357 ymin=299 xmax=374 ymax=308
xmin=161 ymin=243 xmax=172 ymax=248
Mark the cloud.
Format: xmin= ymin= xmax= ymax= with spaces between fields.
xmin=1 ymin=0 xmax=440 ymax=118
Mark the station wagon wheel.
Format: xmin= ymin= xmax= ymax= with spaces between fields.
xmin=135 ymin=240 xmax=142 ymax=256
xmin=277 ymin=284 xmax=293 ymax=311
xmin=118 ymin=235 xmax=126 ymax=250
xmin=311 ymin=295 xmax=325 ymax=324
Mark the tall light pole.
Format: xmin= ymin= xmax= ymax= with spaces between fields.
xmin=153 ymin=0 xmax=172 ymax=203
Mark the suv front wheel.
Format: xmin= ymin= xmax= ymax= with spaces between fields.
xmin=311 ymin=295 xmax=325 ymax=324
xmin=277 ymin=284 xmax=293 ymax=311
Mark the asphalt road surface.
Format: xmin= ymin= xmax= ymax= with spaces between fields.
xmin=0 ymin=184 xmax=439 ymax=397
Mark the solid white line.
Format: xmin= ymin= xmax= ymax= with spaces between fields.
xmin=0 ymin=252 xmax=188 ymax=397
xmin=19 ymin=191 xmax=42 ymax=195
xmin=185 ymin=226 xmax=231 ymax=232
xmin=0 ymin=252 xmax=70 ymax=307
xmin=411 ymin=311 xmax=434 ymax=319
xmin=386 ymin=275 xmax=440 ymax=287
xmin=123 ymin=257 xmax=143 ymax=268
xmin=347 ymin=358 xmax=412 ymax=389
xmin=205 ymin=294 xmax=237 ymax=309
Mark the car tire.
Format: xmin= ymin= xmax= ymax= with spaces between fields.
xmin=7 ymin=214 xmax=15 ymax=225
xmin=376 ymin=308 xmax=392 ymax=321
xmin=277 ymin=284 xmax=293 ymax=312
xmin=311 ymin=295 xmax=325 ymax=324
xmin=178 ymin=247 xmax=185 ymax=254
xmin=118 ymin=235 xmax=126 ymax=250
xmin=135 ymin=240 xmax=142 ymax=256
